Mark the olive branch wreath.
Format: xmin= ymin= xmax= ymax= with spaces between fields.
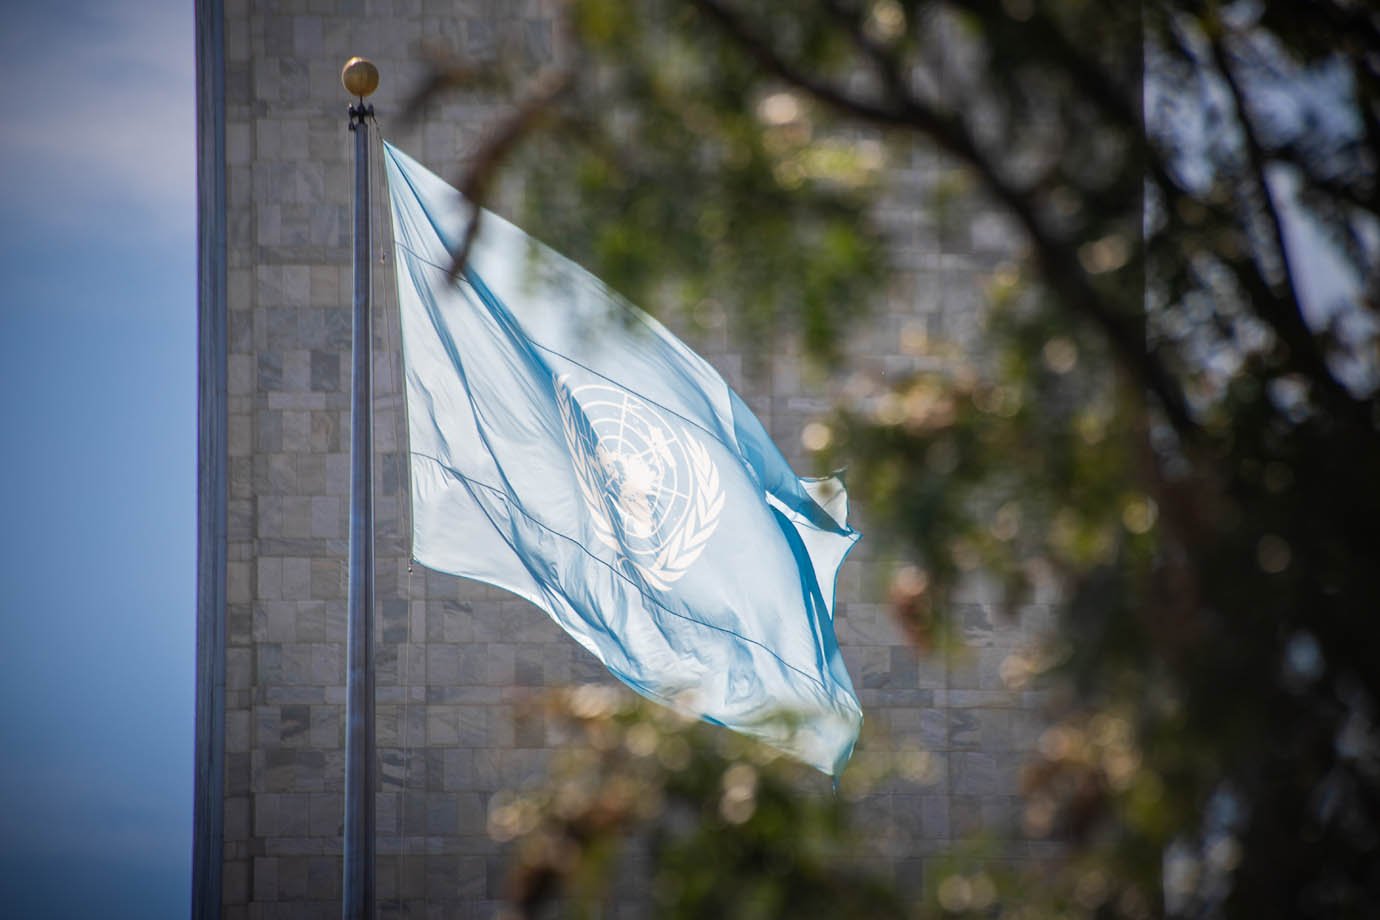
xmin=556 ymin=377 xmax=723 ymax=591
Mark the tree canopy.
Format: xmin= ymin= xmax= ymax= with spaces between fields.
xmin=410 ymin=1 xmax=1380 ymax=916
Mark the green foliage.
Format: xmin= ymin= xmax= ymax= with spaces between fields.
xmin=415 ymin=1 xmax=1380 ymax=916
xmin=511 ymin=0 xmax=889 ymax=362
xmin=493 ymin=690 xmax=905 ymax=919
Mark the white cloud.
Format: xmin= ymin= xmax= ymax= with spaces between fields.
xmin=0 ymin=0 xmax=194 ymax=238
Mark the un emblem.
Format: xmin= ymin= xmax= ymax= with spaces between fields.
xmin=556 ymin=375 xmax=724 ymax=590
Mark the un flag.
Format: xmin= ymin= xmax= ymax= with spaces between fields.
xmin=384 ymin=142 xmax=862 ymax=774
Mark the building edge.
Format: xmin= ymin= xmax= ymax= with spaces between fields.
xmin=192 ymin=0 xmax=227 ymax=917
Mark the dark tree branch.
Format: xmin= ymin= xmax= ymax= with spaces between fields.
xmin=1273 ymin=140 xmax=1380 ymax=217
xmin=443 ymin=68 xmax=572 ymax=277
xmin=401 ymin=62 xmax=493 ymax=126
xmin=1210 ymin=36 xmax=1311 ymax=324
xmin=693 ymin=0 xmax=1198 ymax=435
xmin=820 ymin=0 xmax=918 ymax=110
xmin=1208 ymin=32 xmax=1359 ymax=413
xmin=689 ymin=0 xmax=914 ymax=127
xmin=950 ymin=0 xmax=1141 ymax=130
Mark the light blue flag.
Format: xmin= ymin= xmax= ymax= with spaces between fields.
xmin=383 ymin=142 xmax=862 ymax=775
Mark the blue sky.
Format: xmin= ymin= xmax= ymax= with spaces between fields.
xmin=0 ymin=1 xmax=194 ymax=916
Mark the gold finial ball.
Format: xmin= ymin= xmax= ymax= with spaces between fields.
xmin=341 ymin=57 xmax=380 ymax=98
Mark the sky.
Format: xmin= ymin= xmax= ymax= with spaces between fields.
xmin=0 ymin=1 xmax=195 ymax=917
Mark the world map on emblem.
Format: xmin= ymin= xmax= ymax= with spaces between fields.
xmin=555 ymin=376 xmax=724 ymax=590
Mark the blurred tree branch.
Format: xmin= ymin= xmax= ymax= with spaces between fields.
xmin=692 ymin=0 xmax=1200 ymax=434
xmin=406 ymin=1 xmax=1380 ymax=915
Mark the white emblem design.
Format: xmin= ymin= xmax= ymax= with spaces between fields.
xmin=556 ymin=375 xmax=724 ymax=590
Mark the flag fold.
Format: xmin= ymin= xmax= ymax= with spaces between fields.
xmin=383 ymin=142 xmax=862 ymax=774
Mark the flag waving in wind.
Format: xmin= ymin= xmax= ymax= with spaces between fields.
xmin=383 ymin=142 xmax=862 ymax=775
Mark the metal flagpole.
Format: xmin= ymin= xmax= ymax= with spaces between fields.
xmin=342 ymin=55 xmax=379 ymax=920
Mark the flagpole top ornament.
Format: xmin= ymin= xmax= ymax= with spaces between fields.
xmin=342 ymin=57 xmax=380 ymax=100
